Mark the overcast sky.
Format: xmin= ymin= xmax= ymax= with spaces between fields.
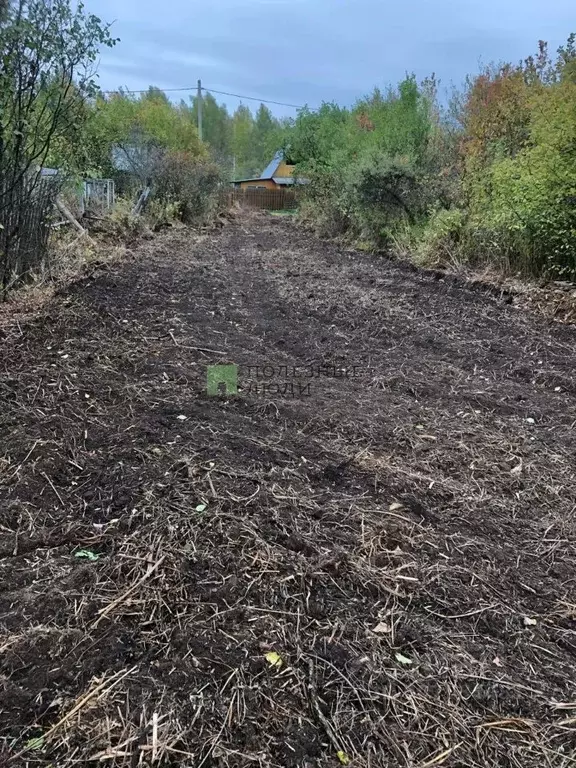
xmin=89 ymin=0 xmax=575 ymax=115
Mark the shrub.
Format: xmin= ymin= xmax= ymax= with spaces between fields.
xmin=463 ymin=78 xmax=576 ymax=278
xmin=298 ymin=197 xmax=351 ymax=239
xmin=296 ymin=160 xmax=350 ymax=238
xmin=289 ymin=78 xmax=434 ymax=247
xmin=102 ymin=197 xmax=150 ymax=239
xmin=344 ymin=152 xmax=424 ymax=244
xmin=411 ymin=208 xmax=467 ymax=267
xmin=459 ymin=44 xmax=576 ymax=279
xmin=285 ymin=37 xmax=576 ymax=279
xmin=153 ymin=151 xmax=222 ymax=226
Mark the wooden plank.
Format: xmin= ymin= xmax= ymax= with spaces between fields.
xmin=228 ymin=187 xmax=297 ymax=211
xmin=56 ymin=198 xmax=86 ymax=233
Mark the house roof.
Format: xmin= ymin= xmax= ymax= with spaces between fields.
xmin=231 ymin=152 xmax=305 ymax=185
xmin=230 ymin=175 xmax=306 ymax=187
xmin=231 ymin=152 xmax=285 ymax=184
xmin=259 ymin=151 xmax=284 ymax=180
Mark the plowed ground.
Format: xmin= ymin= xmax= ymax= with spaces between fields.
xmin=1 ymin=215 xmax=575 ymax=767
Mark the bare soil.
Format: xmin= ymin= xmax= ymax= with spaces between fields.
xmin=1 ymin=214 xmax=575 ymax=767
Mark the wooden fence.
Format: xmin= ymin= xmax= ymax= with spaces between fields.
xmin=229 ymin=188 xmax=297 ymax=211
xmin=0 ymin=173 xmax=61 ymax=295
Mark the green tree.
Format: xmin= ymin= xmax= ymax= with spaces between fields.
xmin=0 ymin=0 xmax=116 ymax=178
xmin=287 ymin=102 xmax=349 ymax=169
xmin=283 ymin=78 xmax=434 ymax=243
xmin=85 ymin=90 xmax=206 ymax=182
xmin=252 ymin=104 xmax=280 ymax=173
xmin=457 ymin=36 xmax=576 ymax=277
xmin=231 ymin=104 xmax=255 ymax=178
xmin=0 ymin=0 xmax=116 ymax=290
xmin=186 ymin=92 xmax=232 ymax=170
xmin=478 ymin=78 xmax=576 ymax=276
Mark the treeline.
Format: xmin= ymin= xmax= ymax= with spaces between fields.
xmin=51 ymin=88 xmax=285 ymax=183
xmin=183 ymin=95 xmax=287 ymax=179
xmin=284 ymin=38 xmax=576 ymax=279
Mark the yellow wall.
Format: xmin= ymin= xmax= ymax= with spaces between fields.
xmin=274 ymin=161 xmax=294 ymax=178
xmin=238 ymin=179 xmax=277 ymax=190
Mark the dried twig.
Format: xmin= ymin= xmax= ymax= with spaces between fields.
xmin=91 ymin=555 xmax=167 ymax=628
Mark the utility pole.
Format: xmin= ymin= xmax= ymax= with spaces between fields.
xmin=197 ymin=79 xmax=203 ymax=141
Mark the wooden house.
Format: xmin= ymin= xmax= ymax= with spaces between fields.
xmin=231 ymin=152 xmax=298 ymax=190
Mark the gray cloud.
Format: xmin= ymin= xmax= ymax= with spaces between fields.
xmin=91 ymin=0 xmax=575 ymax=114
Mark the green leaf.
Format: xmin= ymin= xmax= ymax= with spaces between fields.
xmin=195 ymin=504 xmax=207 ymax=513
xmin=264 ymin=651 xmax=283 ymax=668
xmin=25 ymin=736 xmax=45 ymax=750
xmin=74 ymin=549 xmax=100 ymax=561
xmin=337 ymin=750 xmax=350 ymax=765
xmin=394 ymin=652 xmax=413 ymax=666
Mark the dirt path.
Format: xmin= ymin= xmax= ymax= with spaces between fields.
xmin=1 ymin=215 xmax=575 ymax=767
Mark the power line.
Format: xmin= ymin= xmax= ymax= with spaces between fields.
xmin=203 ymin=87 xmax=304 ymax=110
xmin=99 ymin=83 xmax=305 ymax=110
xmin=100 ymin=86 xmax=191 ymax=94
